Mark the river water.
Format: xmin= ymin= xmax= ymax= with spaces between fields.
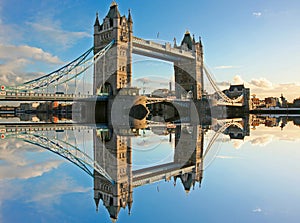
xmin=0 ymin=114 xmax=299 ymax=223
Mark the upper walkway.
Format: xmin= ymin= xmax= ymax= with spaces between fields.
xmin=132 ymin=36 xmax=195 ymax=62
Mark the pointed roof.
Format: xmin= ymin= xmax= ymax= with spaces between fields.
xmin=106 ymin=1 xmax=121 ymax=19
xmin=128 ymin=9 xmax=133 ymax=23
xmin=106 ymin=205 xmax=121 ymax=222
xmin=228 ymin=84 xmax=245 ymax=91
xmin=94 ymin=197 xmax=100 ymax=211
xmin=181 ymin=31 xmax=193 ymax=50
xmin=199 ymin=36 xmax=203 ymax=47
xmin=94 ymin=12 xmax=100 ymax=27
xmin=180 ymin=173 xmax=193 ymax=192
xmin=128 ymin=199 xmax=133 ymax=215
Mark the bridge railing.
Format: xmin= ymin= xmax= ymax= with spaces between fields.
xmin=1 ymin=91 xmax=98 ymax=99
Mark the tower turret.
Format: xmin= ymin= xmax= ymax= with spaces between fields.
xmin=94 ymin=12 xmax=100 ymax=28
xmin=181 ymin=31 xmax=193 ymax=50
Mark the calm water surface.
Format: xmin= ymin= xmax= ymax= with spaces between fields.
xmin=0 ymin=115 xmax=300 ymax=223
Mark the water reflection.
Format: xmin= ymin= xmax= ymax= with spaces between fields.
xmin=2 ymin=103 xmax=299 ymax=222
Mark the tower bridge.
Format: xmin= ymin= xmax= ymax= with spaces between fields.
xmin=0 ymin=1 xmax=249 ymax=111
xmin=93 ymin=2 xmax=204 ymax=100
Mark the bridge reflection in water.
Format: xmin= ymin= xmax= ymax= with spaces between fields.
xmin=2 ymin=112 xmax=299 ymax=221
xmin=0 ymin=107 xmax=253 ymax=222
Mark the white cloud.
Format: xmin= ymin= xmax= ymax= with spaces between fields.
xmin=0 ymin=44 xmax=61 ymax=64
xmin=252 ymin=208 xmax=262 ymax=212
xmin=0 ymin=160 xmax=62 ymax=180
xmin=253 ymin=12 xmax=262 ymax=18
xmin=249 ymin=134 xmax=273 ymax=146
xmin=216 ymin=155 xmax=239 ymax=159
xmin=0 ymin=174 xmax=90 ymax=211
xmin=0 ymin=138 xmax=90 ymax=210
xmin=232 ymin=139 xmax=244 ymax=149
xmin=135 ymin=77 xmax=152 ymax=84
xmin=0 ymin=139 xmax=63 ymax=180
xmin=26 ymin=175 xmax=90 ymax=207
xmin=233 ymin=75 xmax=244 ymax=85
xmin=214 ymin=65 xmax=240 ymax=70
xmin=27 ymin=17 xmax=90 ymax=49
xmin=0 ymin=12 xmax=88 ymax=87
xmin=216 ymin=81 xmax=231 ymax=86
xmin=249 ymin=78 xmax=273 ymax=89
xmin=0 ymin=44 xmax=62 ymax=85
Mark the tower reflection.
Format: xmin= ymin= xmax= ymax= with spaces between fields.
xmin=93 ymin=122 xmax=206 ymax=221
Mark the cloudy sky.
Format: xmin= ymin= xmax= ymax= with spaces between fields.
xmin=0 ymin=0 xmax=299 ymax=100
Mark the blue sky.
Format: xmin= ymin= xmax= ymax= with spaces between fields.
xmin=0 ymin=0 xmax=300 ymax=100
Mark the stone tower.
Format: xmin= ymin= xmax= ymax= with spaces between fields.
xmin=93 ymin=127 xmax=133 ymax=221
xmin=174 ymin=125 xmax=204 ymax=192
xmin=93 ymin=2 xmax=133 ymax=95
xmin=174 ymin=31 xmax=204 ymax=100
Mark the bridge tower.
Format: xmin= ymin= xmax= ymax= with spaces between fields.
xmin=174 ymin=31 xmax=204 ymax=100
xmin=93 ymin=127 xmax=133 ymax=221
xmin=93 ymin=2 xmax=133 ymax=96
xmin=174 ymin=125 xmax=204 ymax=191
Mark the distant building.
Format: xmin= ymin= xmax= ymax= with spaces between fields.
xmin=293 ymin=98 xmax=300 ymax=107
xmin=264 ymin=97 xmax=279 ymax=108
xmin=151 ymin=88 xmax=169 ymax=97
xmin=251 ymin=97 xmax=265 ymax=109
xmin=280 ymin=94 xmax=288 ymax=108
xmin=151 ymin=88 xmax=175 ymax=98
xmin=265 ymin=116 xmax=279 ymax=127
xmin=293 ymin=118 xmax=300 ymax=127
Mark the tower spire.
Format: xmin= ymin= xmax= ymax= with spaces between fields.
xmin=128 ymin=9 xmax=133 ymax=23
xmin=94 ymin=197 xmax=100 ymax=212
xmin=94 ymin=12 xmax=100 ymax=27
xmin=199 ymin=36 xmax=203 ymax=47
